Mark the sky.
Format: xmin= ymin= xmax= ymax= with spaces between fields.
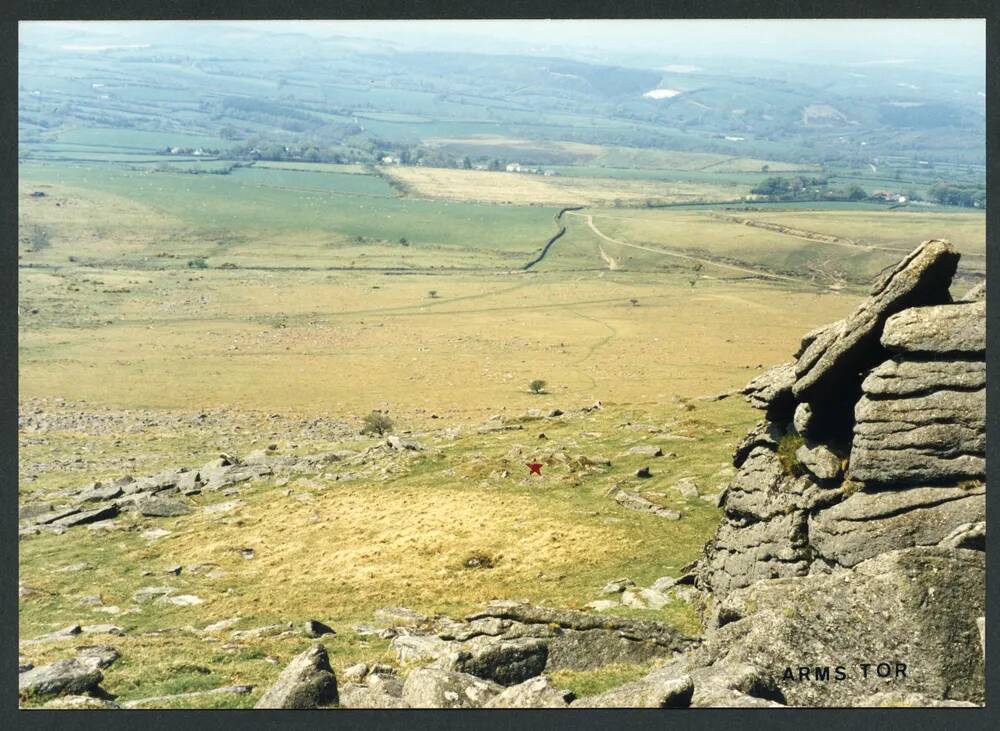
xmin=21 ymin=19 xmax=986 ymax=77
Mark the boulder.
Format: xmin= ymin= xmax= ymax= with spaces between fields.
xmin=792 ymin=239 xmax=959 ymax=403
xmin=401 ymin=668 xmax=502 ymax=708
xmin=572 ymin=673 xmax=693 ymax=708
xmin=880 ymin=300 xmax=984 ymax=354
xmin=792 ymin=402 xmax=813 ymax=437
xmin=338 ymin=673 xmax=408 ymax=709
xmin=75 ymin=484 xmax=124 ymax=504
xmin=850 ymin=388 xmax=985 ymax=485
xmin=136 ymin=497 xmax=192 ymax=517
xmin=19 ymin=659 xmax=103 ymax=699
xmin=254 ymin=644 xmax=339 ymax=709
xmin=303 ymin=619 xmax=335 ymax=638
xmin=794 ymin=444 xmax=843 ymax=482
xmin=700 ymin=547 xmax=985 ymax=706
xmin=74 ymin=645 xmax=120 ymax=671
xmin=435 ymin=636 xmax=548 ymax=686
xmin=483 ymin=676 xmax=574 ymax=708
xmin=809 ymin=486 xmax=985 ymax=567
xmin=374 ymin=606 xmax=428 ymax=628
xmin=463 ymin=601 xmax=695 ymax=670
xmin=612 ymin=488 xmax=680 ymax=519
xmin=741 ymin=362 xmax=796 ymax=419
xmin=390 ymin=635 xmax=451 ymax=664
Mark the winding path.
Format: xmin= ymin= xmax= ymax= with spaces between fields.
xmin=567 ymin=211 xmax=822 ymax=288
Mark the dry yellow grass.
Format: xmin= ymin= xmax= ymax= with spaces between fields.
xmin=384 ymin=166 xmax=746 ymax=206
xmin=19 ymin=268 xmax=860 ymax=417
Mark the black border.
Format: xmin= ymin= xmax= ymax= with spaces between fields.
xmin=5 ymin=2 xmax=997 ymax=730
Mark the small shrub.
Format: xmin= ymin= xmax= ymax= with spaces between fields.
xmin=187 ymin=257 xmax=208 ymax=269
xmin=776 ymin=433 xmax=806 ymax=477
xmin=427 ymin=290 xmax=438 ymax=298
xmin=529 ymin=379 xmax=546 ymax=394
xmin=629 ymin=298 xmax=639 ymax=307
xmin=361 ymin=410 xmax=394 ymax=436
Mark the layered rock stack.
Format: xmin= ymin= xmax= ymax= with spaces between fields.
xmin=689 ymin=239 xmax=986 ymax=705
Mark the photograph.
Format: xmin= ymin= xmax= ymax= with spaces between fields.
xmin=16 ymin=17 xmax=986 ymax=711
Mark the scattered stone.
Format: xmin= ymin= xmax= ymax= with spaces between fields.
xmin=133 ymin=586 xmax=175 ymax=604
xmin=612 ymin=488 xmax=680 ymax=520
xmin=160 ymin=594 xmax=203 ymax=606
xmin=401 ymin=667 xmax=502 ymax=709
xmin=304 ymin=619 xmax=336 ymax=638
xmin=386 ymin=435 xmax=422 ymax=451
xmin=584 ymin=600 xmax=619 ymax=611
xmin=484 ymin=676 xmax=574 ymax=708
xmin=19 ymin=658 xmax=103 ymax=699
xmin=650 ymin=576 xmax=678 ymax=592
xmin=254 ymin=644 xmax=339 ymax=709
xmin=74 ymin=645 xmax=120 ymax=670
xmin=75 ymin=484 xmax=124 ymax=504
xmin=124 ymin=685 xmax=254 ymax=709
xmin=52 ymin=505 xmax=119 ymax=528
xmin=675 ymin=477 xmax=700 ymax=498
xmin=136 ymin=496 xmax=192 ymax=517
xmin=626 ymin=445 xmax=663 ymax=458
xmin=165 ymin=565 xmax=182 ymax=576
xmin=342 ymin=663 xmax=369 ymax=683
xmin=635 ymin=466 xmax=652 ymax=478
xmin=621 ymin=588 xmax=670 ymax=610
xmin=600 ymin=578 xmax=635 ymax=594
xmin=374 ymin=606 xmax=428 ymax=628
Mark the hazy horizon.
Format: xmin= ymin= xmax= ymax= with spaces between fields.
xmin=21 ymin=19 xmax=985 ymax=78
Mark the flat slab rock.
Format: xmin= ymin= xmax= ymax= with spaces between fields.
xmin=850 ymin=388 xmax=985 ymax=485
xmin=881 ymin=300 xmax=984 ymax=354
xmin=792 ymin=239 xmax=959 ymax=402
xmin=862 ymin=358 xmax=985 ymax=397
xmin=700 ymin=546 xmax=985 ymax=707
xmin=809 ymin=485 xmax=985 ymax=568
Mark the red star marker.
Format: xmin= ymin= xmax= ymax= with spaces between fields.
xmin=527 ymin=462 xmax=544 ymax=476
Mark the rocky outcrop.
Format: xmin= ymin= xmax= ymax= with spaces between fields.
xmin=705 ymin=239 xmax=985 ymax=597
xmin=682 ymin=240 xmax=986 ymax=708
xmin=700 ymin=547 xmax=985 ymax=706
xmin=401 ymin=668 xmax=502 ymax=709
xmin=254 ymin=644 xmax=339 ymax=709
xmin=19 ymin=658 xmax=105 ymax=700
